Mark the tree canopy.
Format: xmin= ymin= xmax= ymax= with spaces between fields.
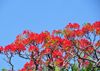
xmin=0 ymin=21 xmax=100 ymax=71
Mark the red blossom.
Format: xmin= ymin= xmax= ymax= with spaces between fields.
xmin=42 ymin=48 xmax=51 ymax=54
xmin=73 ymin=23 xmax=80 ymax=29
xmin=28 ymin=46 xmax=39 ymax=53
xmin=52 ymin=49 xmax=63 ymax=58
xmin=56 ymin=58 xmax=63 ymax=67
xmin=0 ymin=46 xmax=3 ymax=53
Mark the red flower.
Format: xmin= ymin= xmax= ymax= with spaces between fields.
xmin=73 ymin=23 xmax=80 ymax=29
xmin=28 ymin=46 xmax=39 ymax=53
xmin=0 ymin=46 xmax=3 ymax=53
xmin=42 ymin=48 xmax=51 ymax=54
xmin=23 ymin=30 xmax=29 ymax=35
xmin=52 ymin=49 xmax=63 ymax=58
xmin=4 ymin=45 xmax=11 ymax=53
xmin=56 ymin=58 xmax=63 ymax=67
xmin=75 ymin=30 xmax=83 ymax=37
xmin=96 ymin=28 xmax=100 ymax=35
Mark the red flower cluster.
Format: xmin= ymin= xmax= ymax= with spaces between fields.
xmin=0 ymin=21 xmax=100 ymax=71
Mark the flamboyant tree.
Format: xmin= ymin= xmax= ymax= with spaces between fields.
xmin=0 ymin=21 xmax=100 ymax=71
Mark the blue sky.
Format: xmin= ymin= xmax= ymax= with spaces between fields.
xmin=0 ymin=0 xmax=100 ymax=70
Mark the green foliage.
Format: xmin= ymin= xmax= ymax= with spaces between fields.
xmin=72 ymin=65 xmax=78 ymax=71
xmin=83 ymin=62 xmax=93 ymax=71
xmin=81 ymin=62 xmax=99 ymax=71
xmin=82 ymin=23 xmax=87 ymax=26
xmin=42 ymin=65 xmax=47 ymax=71
xmin=55 ymin=66 xmax=60 ymax=71
xmin=98 ymin=30 xmax=100 ymax=34
xmin=1 ymin=62 xmax=100 ymax=71
xmin=97 ymin=68 xmax=100 ymax=71
xmin=1 ymin=68 xmax=8 ymax=71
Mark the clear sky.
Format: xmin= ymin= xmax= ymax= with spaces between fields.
xmin=0 ymin=0 xmax=100 ymax=70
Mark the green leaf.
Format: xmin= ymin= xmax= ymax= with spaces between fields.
xmin=80 ymin=51 xmax=84 ymax=57
xmin=1 ymin=68 xmax=8 ymax=71
xmin=61 ymin=69 xmax=64 ymax=71
xmin=85 ymin=62 xmax=93 ymax=71
xmin=97 ymin=68 xmax=100 ymax=70
xmin=98 ymin=30 xmax=100 ymax=34
xmin=55 ymin=66 xmax=60 ymax=71
xmin=82 ymin=68 xmax=87 ymax=71
xmin=42 ymin=66 xmax=47 ymax=71
xmin=94 ymin=68 xmax=97 ymax=71
xmin=32 ymin=70 xmax=36 ymax=71
xmin=73 ymin=66 xmax=78 ymax=71
xmin=46 ymin=61 xmax=50 ymax=64
xmin=82 ymin=23 xmax=87 ymax=26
